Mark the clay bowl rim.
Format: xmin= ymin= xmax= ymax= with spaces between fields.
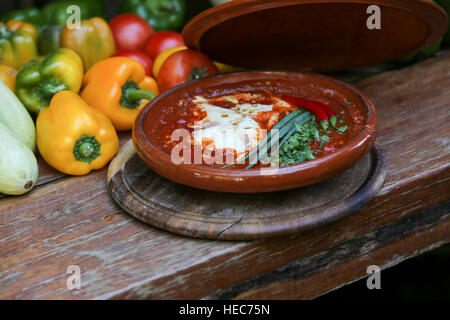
xmin=133 ymin=70 xmax=377 ymax=179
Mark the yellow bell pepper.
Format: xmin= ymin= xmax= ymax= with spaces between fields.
xmin=0 ymin=20 xmax=38 ymax=69
xmin=0 ymin=65 xmax=17 ymax=91
xmin=36 ymin=91 xmax=119 ymax=176
xmin=152 ymin=45 xmax=187 ymax=77
xmin=61 ymin=17 xmax=115 ymax=71
xmin=81 ymin=56 xmax=159 ymax=131
xmin=213 ymin=61 xmax=244 ymax=74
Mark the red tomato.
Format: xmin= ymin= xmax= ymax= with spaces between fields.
xmin=157 ymin=49 xmax=219 ymax=92
xmin=112 ymin=50 xmax=153 ymax=76
xmin=109 ymin=14 xmax=154 ymax=51
xmin=143 ymin=31 xmax=185 ymax=60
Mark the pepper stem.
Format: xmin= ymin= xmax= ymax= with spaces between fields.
xmin=73 ymin=136 xmax=101 ymax=164
xmin=188 ymin=66 xmax=208 ymax=80
xmin=41 ymin=83 xmax=66 ymax=97
xmin=79 ymin=142 xmax=94 ymax=158
xmin=120 ymin=80 xmax=155 ymax=109
xmin=35 ymin=79 xmax=67 ymax=108
xmin=125 ymin=89 xmax=156 ymax=103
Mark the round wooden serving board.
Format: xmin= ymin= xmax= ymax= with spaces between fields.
xmin=107 ymin=140 xmax=386 ymax=240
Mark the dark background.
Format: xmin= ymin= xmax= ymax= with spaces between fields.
xmin=1 ymin=0 xmax=449 ymax=301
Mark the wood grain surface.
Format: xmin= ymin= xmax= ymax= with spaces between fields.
xmin=108 ymin=145 xmax=385 ymax=240
xmin=0 ymin=52 xmax=449 ymax=300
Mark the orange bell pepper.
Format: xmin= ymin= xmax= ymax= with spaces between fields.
xmin=81 ymin=57 xmax=159 ymax=131
xmin=0 ymin=65 xmax=17 ymax=91
xmin=61 ymin=17 xmax=115 ymax=71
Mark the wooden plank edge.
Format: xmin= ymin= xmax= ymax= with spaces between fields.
xmin=205 ymin=200 xmax=450 ymax=300
xmin=107 ymin=140 xmax=135 ymax=182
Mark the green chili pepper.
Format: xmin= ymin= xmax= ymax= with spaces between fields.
xmin=119 ymin=0 xmax=186 ymax=31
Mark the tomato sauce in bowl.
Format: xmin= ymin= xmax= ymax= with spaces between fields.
xmin=134 ymin=71 xmax=377 ymax=193
xmin=149 ymin=90 xmax=353 ymax=169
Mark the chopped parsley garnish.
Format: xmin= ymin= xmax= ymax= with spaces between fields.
xmin=337 ymin=125 xmax=348 ymax=134
xmin=279 ymin=117 xmax=330 ymax=167
xmin=221 ymin=106 xmax=348 ymax=169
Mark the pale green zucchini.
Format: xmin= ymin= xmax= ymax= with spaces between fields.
xmin=0 ymin=80 xmax=36 ymax=151
xmin=0 ymin=122 xmax=38 ymax=195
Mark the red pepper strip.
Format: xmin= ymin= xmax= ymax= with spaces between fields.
xmin=282 ymin=96 xmax=330 ymax=130
xmin=313 ymin=101 xmax=337 ymax=128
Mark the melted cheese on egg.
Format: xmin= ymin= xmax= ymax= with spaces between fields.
xmin=191 ymin=96 xmax=286 ymax=160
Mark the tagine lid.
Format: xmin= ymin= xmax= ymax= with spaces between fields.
xmin=182 ymin=0 xmax=448 ymax=72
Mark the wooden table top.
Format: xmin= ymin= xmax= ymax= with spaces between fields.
xmin=0 ymin=52 xmax=449 ymax=300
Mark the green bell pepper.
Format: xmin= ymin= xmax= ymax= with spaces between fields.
xmin=119 ymin=0 xmax=186 ymax=31
xmin=38 ymin=25 xmax=63 ymax=56
xmin=15 ymin=48 xmax=84 ymax=114
xmin=1 ymin=7 xmax=44 ymax=33
xmin=42 ymin=0 xmax=105 ymax=26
